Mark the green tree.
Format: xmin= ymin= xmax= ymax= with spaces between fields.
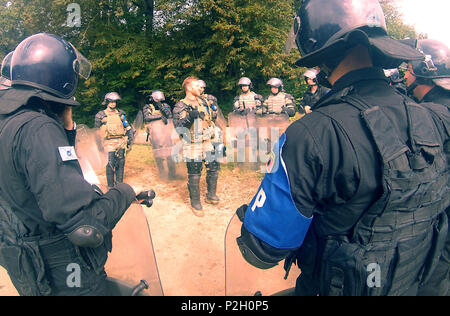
xmin=0 ymin=0 xmax=425 ymax=126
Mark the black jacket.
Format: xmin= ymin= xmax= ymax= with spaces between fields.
xmin=240 ymin=68 xmax=450 ymax=282
xmin=0 ymin=98 xmax=136 ymax=238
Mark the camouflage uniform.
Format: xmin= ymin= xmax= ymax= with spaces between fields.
xmin=95 ymin=107 xmax=134 ymax=188
xmin=262 ymin=92 xmax=297 ymax=117
xmin=143 ymin=100 xmax=179 ymax=179
xmin=173 ymin=96 xmax=223 ymax=210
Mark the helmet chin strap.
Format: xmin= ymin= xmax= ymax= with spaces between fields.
xmin=317 ymin=65 xmax=333 ymax=89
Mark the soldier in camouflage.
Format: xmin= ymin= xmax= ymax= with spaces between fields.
xmin=143 ymin=90 xmax=180 ymax=180
xmin=173 ymin=77 xmax=223 ymax=213
xmin=233 ymin=77 xmax=264 ymax=115
xmin=95 ymin=92 xmax=134 ymax=188
xmin=262 ymin=78 xmax=296 ymax=117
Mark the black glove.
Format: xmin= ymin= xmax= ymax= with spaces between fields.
xmin=189 ymin=109 xmax=200 ymax=120
xmin=236 ymin=204 xmax=248 ymax=222
xmin=161 ymin=116 xmax=168 ymax=125
xmin=136 ymin=190 xmax=156 ymax=208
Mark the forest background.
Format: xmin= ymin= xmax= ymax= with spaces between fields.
xmin=0 ymin=0 xmax=424 ymax=126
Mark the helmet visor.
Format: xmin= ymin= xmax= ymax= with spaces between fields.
xmin=71 ymin=45 xmax=91 ymax=80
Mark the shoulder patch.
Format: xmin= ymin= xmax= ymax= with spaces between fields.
xmin=58 ymin=146 xmax=78 ymax=161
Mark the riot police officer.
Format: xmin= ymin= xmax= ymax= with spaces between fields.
xmin=235 ymin=0 xmax=449 ymax=296
xmin=0 ymin=51 xmax=12 ymax=89
xmin=263 ymin=78 xmax=296 ymax=117
xmin=383 ymin=68 xmax=407 ymax=95
xmin=143 ymin=90 xmax=180 ymax=180
xmin=173 ymin=77 xmax=223 ymax=214
xmin=233 ymin=77 xmax=264 ymax=114
xmin=95 ymin=92 xmax=135 ymax=189
xmin=0 ymin=33 xmax=154 ymax=296
xmin=299 ymin=69 xmax=329 ymax=113
xmin=402 ymin=38 xmax=450 ymax=108
xmin=401 ymin=38 xmax=450 ymax=296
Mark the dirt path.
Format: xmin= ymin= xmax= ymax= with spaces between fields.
xmin=0 ymin=143 xmax=263 ymax=296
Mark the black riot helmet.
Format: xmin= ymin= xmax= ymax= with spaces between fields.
xmin=11 ymin=33 xmax=91 ymax=100
xmin=1 ymin=51 xmax=13 ymax=80
xmin=293 ymin=0 xmax=423 ymax=71
xmin=0 ymin=51 xmax=13 ymax=89
xmin=404 ymin=39 xmax=450 ymax=91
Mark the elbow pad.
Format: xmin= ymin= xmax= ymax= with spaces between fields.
xmin=67 ymin=225 xmax=104 ymax=248
xmin=57 ymin=210 xmax=110 ymax=248
xmin=236 ymin=226 xmax=289 ymax=269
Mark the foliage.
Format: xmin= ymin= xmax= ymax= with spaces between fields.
xmin=0 ymin=0 xmax=423 ymax=126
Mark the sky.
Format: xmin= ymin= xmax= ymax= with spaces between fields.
xmin=396 ymin=0 xmax=450 ymax=48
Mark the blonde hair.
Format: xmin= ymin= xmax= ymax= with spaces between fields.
xmin=182 ymin=76 xmax=199 ymax=92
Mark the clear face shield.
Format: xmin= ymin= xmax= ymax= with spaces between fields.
xmin=70 ymin=44 xmax=92 ymax=80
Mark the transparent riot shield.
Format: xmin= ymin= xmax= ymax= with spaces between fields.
xmin=146 ymin=119 xmax=176 ymax=159
xmin=225 ymin=214 xmax=299 ymax=296
xmin=104 ymin=203 xmax=164 ymax=296
xmin=227 ymin=112 xmax=259 ymax=169
xmin=76 ymin=127 xmax=164 ymax=296
xmin=75 ymin=124 xmax=108 ymax=172
xmin=255 ymin=113 xmax=290 ymax=166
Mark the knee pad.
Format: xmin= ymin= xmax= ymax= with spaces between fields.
xmin=206 ymin=160 xmax=220 ymax=173
xmin=186 ymin=161 xmax=203 ymax=175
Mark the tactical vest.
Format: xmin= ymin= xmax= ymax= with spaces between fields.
xmin=182 ymin=97 xmax=216 ymax=142
xmin=314 ymin=94 xmax=448 ymax=296
xmin=0 ymin=110 xmax=111 ymax=295
xmin=265 ymin=93 xmax=287 ymax=114
xmin=239 ymin=92 xmax=259 ymax=110
xmin=104 ymin=109 xmax=126 ymax=139
xmin=147 ymin=103 xmax=162 ymax=116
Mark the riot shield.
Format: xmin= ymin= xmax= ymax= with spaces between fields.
xmin=225 ymin=214 xmax=299 ymax=296
xmin=134 ymin=109 xmax=144 ymax=131
xmin=76 ymin=127 xmax=164 ymax=296
xmin=105 ymin=203 xmax=164 ymax=296
xmin=227 ymin=112 xmax=259 ymax=169
xmin=75 ymin=124 xmax=108 ymax=172
xmin=146 ymin=119 xmax=176 ymax=159
xmin=255 ymin=113 xmax=290 ymax=165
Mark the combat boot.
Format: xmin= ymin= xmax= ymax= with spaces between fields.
xmin=206 ymin=171 xmax=220 ymax=205
xmin=188 ymin=174 xmax=203 ymax=211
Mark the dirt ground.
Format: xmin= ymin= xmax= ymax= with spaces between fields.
xmin=0 ymin=135 xmax=265 ymax=296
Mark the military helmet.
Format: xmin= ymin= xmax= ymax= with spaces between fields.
xmin=151 ymin=90 xmax=165 ymax=102
xmin=238 ymin=77 xmax=252 ymax=86
xmin=293 ymin=0 xmax=423 ymax=69
xmin=304 ymin=69 xmax=319 ymax=85
xmin=267 ymin=78 xmax=283 ymax=88
xmin=1 ymin=51 xmax=13 ymax=80
xmin=103 ymin=92 xmax=121 ymax=105
xmin=404 ymin=39 xmax=450 ymax=91
xmin=198 ymin=80 xmax=206 ymax=88
xmin=384 ymin=68 xmax=401 ymax=83
xmin=11 ymin=33 xmax=91 ymax=99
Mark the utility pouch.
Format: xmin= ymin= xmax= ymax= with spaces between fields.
xmin=77 ymin=232 xmax=112 ymax=275
xmin=319 ymin=238 xmax=365 ymax=296
xmin=0 ymin=238 xmax=52 ymax=296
